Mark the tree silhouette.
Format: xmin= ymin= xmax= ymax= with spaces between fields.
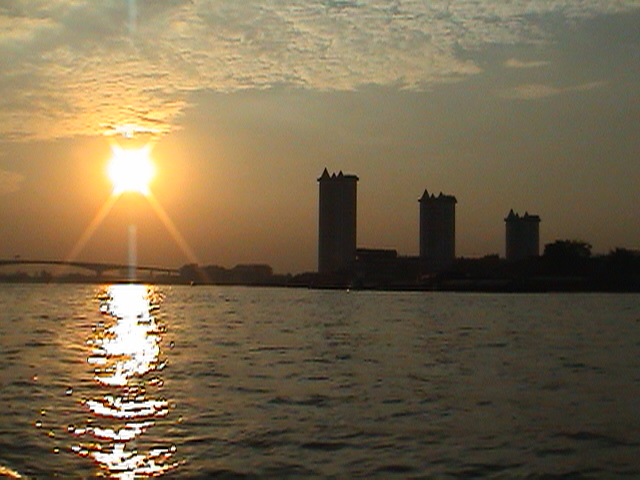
xmin=543 ymin=240 xmax=592 ymax=275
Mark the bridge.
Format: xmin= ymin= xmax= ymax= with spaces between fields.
xmin=0 ymin=259 xmax=180 ymax=277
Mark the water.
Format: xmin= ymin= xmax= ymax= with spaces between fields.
xmin=0 ymin=284 xmax=638 ymax=478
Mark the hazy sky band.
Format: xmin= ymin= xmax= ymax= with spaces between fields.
xmin=0 ymin=1 xmax=638 ymax=272
xmin=1 ymin=0 xmax=639 ymax=140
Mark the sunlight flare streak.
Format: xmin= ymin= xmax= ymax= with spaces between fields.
xmin=146 ymin=193 xmax=201 ymax=266
xmin=63 ymin=194 xmax=119 ymax=266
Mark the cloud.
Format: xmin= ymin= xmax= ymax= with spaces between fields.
xmin=501 ymin=81 xmax=606 ymax=100
xmin=0 ymin=0 xmax=637 ymax=140
xmin=502 ymin=84 xmax=562 ymax=99
xmin=0 ymin=169 xmax=24 ymax=194
xmin=504 ymin=58 xmax=550 ymax=69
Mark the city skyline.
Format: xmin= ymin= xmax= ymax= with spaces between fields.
xmin=0 ymin=2 xmax=638 ymax=274
xmin=0 ymin=169 xmax=624 ymax=276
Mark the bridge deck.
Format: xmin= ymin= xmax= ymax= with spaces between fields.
xmin=0 ymin=260 xmax=179 ymax=275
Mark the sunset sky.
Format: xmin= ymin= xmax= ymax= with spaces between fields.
xmin=0 ymin=0 xmax=638 ymax=274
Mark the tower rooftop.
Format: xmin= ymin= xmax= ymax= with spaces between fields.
xmin=419 ymin=189 xmax=457 ymax=203
xmin=318 ymin=168 xmax=359 ymax=182
xmin=505 ymin=210 xmax=541 ymax=222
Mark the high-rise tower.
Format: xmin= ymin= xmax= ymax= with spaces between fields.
xmin=505 ymin=210 xmax=541 ymax=261
xmin=419 ymin=190 xmax=457 ymax=271
xmin=318 ymin=169 xmax=358 ymax=274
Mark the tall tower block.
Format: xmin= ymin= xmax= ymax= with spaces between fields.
xmin=505 ymin=210 xmax=541 ymax=261
xmin=318 ymin=169 xmax=359 ymax=274
xmin=419 ymin=190 xmax=457 ymax=271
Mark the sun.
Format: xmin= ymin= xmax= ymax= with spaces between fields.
xmin=108 ymin=145 xmax=155 ymax=195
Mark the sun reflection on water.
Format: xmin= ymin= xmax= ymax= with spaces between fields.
xmin=72 ymin=284 xmax=177 ymax=478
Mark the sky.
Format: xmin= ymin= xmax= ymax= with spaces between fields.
xmin=0 ymin=0 xmax=638 ymax=274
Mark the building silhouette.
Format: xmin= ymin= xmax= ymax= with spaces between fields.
xmin=419 ymin=190 xmax=457 ymax=271
xmin=318 ymin=169 xmax=359 ymax=274
xmin=505 ymin=210 xmax=541 ymax=261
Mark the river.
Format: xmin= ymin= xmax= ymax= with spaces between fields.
xmin=0 ymin=284 xmax=638 ymax=478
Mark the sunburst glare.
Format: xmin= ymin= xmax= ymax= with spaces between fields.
xmin=108 ymin=145 xmax=155 ymax=195
xmin=61 ymin=129 xmax=201 ymax=276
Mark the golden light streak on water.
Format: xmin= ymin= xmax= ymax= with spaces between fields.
xmin=72 ymin=284 xmax=177 ymax=477
xmin=0 ymin=466 xmax=23 ymax=478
